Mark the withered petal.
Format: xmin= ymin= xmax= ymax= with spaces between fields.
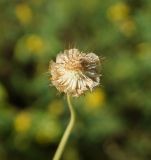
xmin=49 ymin=48 xmax=101 ymax=97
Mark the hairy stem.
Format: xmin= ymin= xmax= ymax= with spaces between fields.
xmin=52 ymin=94 xmax=75 ymax=160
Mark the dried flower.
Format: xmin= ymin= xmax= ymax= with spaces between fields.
xmin=49 ymin=48 xmax=101 ymax=97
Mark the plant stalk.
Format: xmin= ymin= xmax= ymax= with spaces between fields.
xmin=52 ymin=94 xmax=75 ymax=160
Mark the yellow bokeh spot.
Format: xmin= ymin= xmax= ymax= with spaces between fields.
xmin=14 ymin=111 xmax=31 ymax=133
xmin=15 ymin=3 xmax=32 ymax=25
xmin=35 ymin=120 xmax=61 ymax=144
xmin=137 ymin=42 xmax=151 ymax=54
xmin=84 ymin=88 xmax=106 ymax=110
xmin=119 ymin=19 xmax=136 ymax=37
xmin=48 ymin=100 xmax=64 ymax=116
xmin=107 ymin=3 xmax=130 ymax=22
xmin=35 ymin=130 xmax=52 ymax=144
xmin=26 ymin=35 xmax=45 ymax=53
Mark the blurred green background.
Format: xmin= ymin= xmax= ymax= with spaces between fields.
xmin=0 ymin=0 xmax=151 ymax=160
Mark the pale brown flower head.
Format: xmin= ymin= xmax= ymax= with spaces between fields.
xmin=49 ymin=48 xmax=101 ymax=97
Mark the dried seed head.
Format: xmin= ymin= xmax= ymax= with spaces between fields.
xmin=49 ymin=48 xmax=101 ymax=97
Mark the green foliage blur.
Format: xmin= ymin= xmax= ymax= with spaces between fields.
xmin=0 ymin=0 xmax=151 ymax=159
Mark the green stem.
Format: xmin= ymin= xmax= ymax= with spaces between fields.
xmin=53 ymin=94 xmax=75 ymax=160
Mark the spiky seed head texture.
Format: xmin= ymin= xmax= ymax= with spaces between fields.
xmin=49 ymin=48 xmax=101 ymax=97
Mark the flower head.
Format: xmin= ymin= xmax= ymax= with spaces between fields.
xmin=49 ymin=48 xmax=101 ymax=97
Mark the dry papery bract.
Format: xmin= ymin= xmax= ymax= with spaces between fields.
xmin=49 ymin=48 xmax=101 ymax=97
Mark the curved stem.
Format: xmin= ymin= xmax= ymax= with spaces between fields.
xmin=53 ymin=94 xmax=76 ymax=160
